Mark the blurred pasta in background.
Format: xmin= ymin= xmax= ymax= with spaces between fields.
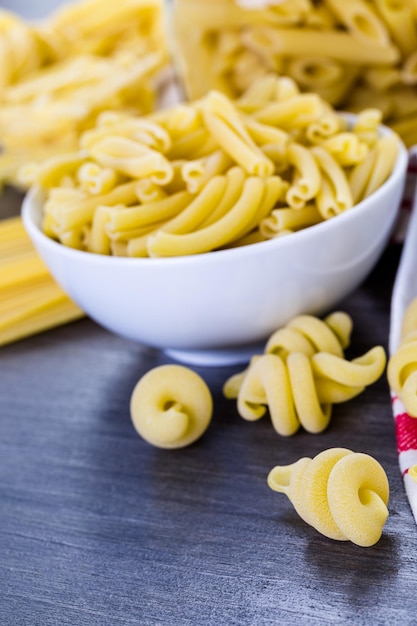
xmin=0 ymin=0 xmax=169 ymax=189
xmin=171 ymin=0 xmax=417 ymax=147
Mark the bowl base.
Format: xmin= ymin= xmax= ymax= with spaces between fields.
xmin=165 ymin=341 xmax=265 ymax=366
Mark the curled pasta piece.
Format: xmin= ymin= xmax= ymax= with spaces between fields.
xmin=322 ymin=133 xmax=369 ymax=167
xmin=267 ymin=312 xmax=352 ymax=359
xmin=89 ymin=135 xmax=174 ymax=185
xmin=224 ymin=311 xmax=352 ymax=400
xmin=147 ymin=176 xmax=268 ymax=257
xmin=202 ymin=90 xmax=275 ymax=176
xmin=259 ymin=204 xmax=322 ymax=238
xmin=236 ymin=353 xmax=331 ymax=436
xmin=181 ymin=150 xmax=232 ymax=194
xmin=387 ymin=298 xmax=417 ymax=417
xmin=312 ymin=346 xmax=387 ymax=388
xmin=130 ymin=364 xmax=213 ymax=449
xmin=311 ymin=145 xmax=353 ymax=217
xmin=77 ymin=161 xmax=118 ymax=195
xmin=285 ymin=143 xmax=321 ymax=208
xmin=267 ymin=448 xmax=389 ymax=547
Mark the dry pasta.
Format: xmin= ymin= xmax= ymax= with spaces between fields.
xmin=267 ymin=448 xmax=389 ymax=547
xmin=0 ymin=216 xmax=84 ymax=347
xmin=32 ymin=77 xmax=400 ymax=259
xmin=387 ymin=297 xmax=417 ymax=417
xmin=0 ymin=0 xmax=168 ymax=188
xmin=171 ymin=0 xmax=417 ymax=146
xmin=223 ymin=311 xmax=386 ymax=436
xmin=130 ymin=364 xmax=213 ymax=448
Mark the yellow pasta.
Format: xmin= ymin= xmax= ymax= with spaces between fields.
xmin=171 ymin=0 xmax=417 ymax=145
xmin=0 ymin=0 xmax=168 ymax=188
xmin=311 ymin=146 xmax=353 ymax=217
xmin=34 ymin=76 xmax=401 ymax=259
xmin=147 ymin=176 xmax=267 ymax=257
xmin=387 ymin=298 xmax=417 ymax=417
xmin=244 ymin=26 xmax=399 ymax=65
xmin=373 ymin=0 xmax=417 ymax=57
xmin=223 ymin=311 xmax=384 ymax=436
xmin=267 ymin=448 xmax=389 ymax=546
xmin=130 ymin=364 xmax=213 ymax=449
xmin=108 ymin=190 xmax=193 ymax=232
xmin=260 ymin=204 xmax=322 ymax=237
xmin=202 ymin=91 xmax=275 ymax=176
xmin=0 ymin=216 xmax=84 ymax=346
xmin=285 ymin=143 xmax=321 ymax=208
xmin=323 ymin=0 xmax=389 ymax=46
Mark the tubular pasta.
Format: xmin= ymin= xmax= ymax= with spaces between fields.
xmin=108 ymin=190 xmax=193 ymax=232
xmin=77 ymin=161 xmax=119 ymax=195
xmin=202 ymin=91 xmax=274 ymax=176
xmin=147 ymin=176 xmax=266 ymax=257
xmin=285 ymin=142 xmax=321 ymax=208
xmin=243 ymin=26 xmax=400 ymax=66
xmin=373 ymin=0 xmax=417 ymax=57
xmin=311 ymin=146 xmax=353 ymax=216
xmin=35 ymin=77 xmax=401 ymax=258
xmin=181 ymin=150 xmax=233 ymax=193
xmin=323 ymin=0 xmax=389 ymax=46
xmin=361 ymin=133 xmax=399 ymax=198
xmin=260 ymin=205 xmax=322 ymax=237
xmin=89 ymin=135 xmax=174 ymax=185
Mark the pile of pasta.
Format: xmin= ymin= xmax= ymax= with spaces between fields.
xmin=172 ymin=0 xmax=417 ymax=146
xmin=0 ymin=216 xmax=84 ymax=347
xmin=0 ymin=0 xmax=168 ymax=189
xmin=223 ymin=311 xmax=387 ymax=436
xmin=31 ymin=77 xmax=400 ymax=258
xmin=387 ymin=297 xmax=417 ymax=417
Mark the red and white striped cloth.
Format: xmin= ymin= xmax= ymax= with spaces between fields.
xmin=390 ymin=148 xmax=417 ymax=524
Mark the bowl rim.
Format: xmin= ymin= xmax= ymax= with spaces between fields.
xmin=22 ymin=121 xmax=409 ymax=270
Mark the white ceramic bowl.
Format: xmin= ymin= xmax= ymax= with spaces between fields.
xmin=22 ymin=129 xmax=408 ymax=365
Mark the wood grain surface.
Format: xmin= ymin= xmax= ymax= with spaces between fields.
xmin=1 ymin=189 xmax=416 ymax=626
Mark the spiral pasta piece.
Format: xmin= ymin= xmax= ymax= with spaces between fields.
xmin=312 ymin=346 xmax=387 ymax=388
xmin=224 ymin=311 xmax=385 ymax=435
xmin=266 ymin=312 xmax=352 ymax=359
xmin=267 ymin=448 xmax=389 ymax=547
xmin=387 ymin=297 xmax=417 ymax=417
xmin=130 ymin=365 xmax=213 ymax=449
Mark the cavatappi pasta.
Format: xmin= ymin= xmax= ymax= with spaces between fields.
xmin=267 ymin=448 xmax=389 ymax=547
xmin=130 ymin=364 xmax=213 ymax=448
xmin=387 ymin=297 xmax=417 ymax=417
xmin=0 ymin=216 xmax=84 ymax=347
xmin=171 ymin=0 xmax=417 ymax=147
xmin=0 ymin=0 xmax=168 ymax=189
xmin=31 ymin=80 xmax=401 ymax=258
xmin=223 ymin=312 xmax=386 ymax=436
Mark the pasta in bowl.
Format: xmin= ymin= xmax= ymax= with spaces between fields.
xmin=23 ymin=120 xmax=407 ymax=365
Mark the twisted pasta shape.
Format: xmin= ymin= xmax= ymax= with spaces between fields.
xmin=224 ymin=311 xmax=352 ymax=399
xmin=387 ymin=298 xmax=417 ymax=417
xmin=267 ymin=448 xmax=389 ymax=547
xmin=130 ymin=365 xmax=213 ymax=449
xmin=224 ymin=311 xmax=386 ymax=435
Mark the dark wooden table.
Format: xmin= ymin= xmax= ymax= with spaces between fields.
xmin=1 ymin=188 xmax=416 ymax=626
